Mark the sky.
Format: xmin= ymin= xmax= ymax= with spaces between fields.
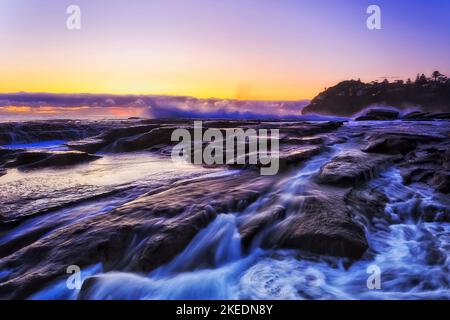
xmin=1 ymin=0 xmax=450 ymax=101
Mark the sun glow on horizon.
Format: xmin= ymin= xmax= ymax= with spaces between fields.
xmin=0 ymin=51 xmax=320 ymax=100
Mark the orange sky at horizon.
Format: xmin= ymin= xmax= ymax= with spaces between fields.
xmin=0 ymin=48 xmax=327 ymax=101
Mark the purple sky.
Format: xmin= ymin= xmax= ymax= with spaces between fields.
xmin=1 ymin=0 xmax=449 ymax=101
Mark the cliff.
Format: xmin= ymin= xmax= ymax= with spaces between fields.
xmin=302 ymin=74 xmax=450 ymax=117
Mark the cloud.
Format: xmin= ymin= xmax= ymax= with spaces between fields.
xmin=0 ymin=93 xmax=310 ymax=119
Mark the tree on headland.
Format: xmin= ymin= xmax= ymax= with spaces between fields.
xmin=432 ymin=71 xmax=444 ymax=82
xmin=431 ymin=71 xmax=448 ymax=83
xmin=415 ymin=73 xmax=428 ymax=85
xmin=415 ymin=74 xmax=420 ymax=83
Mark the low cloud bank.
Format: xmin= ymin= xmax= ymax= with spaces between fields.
xmin=0 ymin=93 xmax=311 ymax=120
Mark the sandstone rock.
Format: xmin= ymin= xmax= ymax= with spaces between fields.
xmin=362 ymin=132 xmax=443 ymax=154
xmin=202 ymin=120 xmax=259 ymax=128
xmin=278 ymin=145 xmax=325 ymax=169
xmin=402 ymin=112 xmax=450 ymax=121
xmin=0 ymin=120 xmax=105 ymax=145
xmin=355 ymin=109 xmax=399 ymax=121
xmin=432 ymin=112 xmax=450 ymax=120
xmin=261 ymin=187 xmax=368 ymax=259
xmin=315 ymin=150 xmax=393 ymax=187
xmin=8 ymin=150 xmax=101 ymax=170
xmin=6 ymin=151 xmax=49 ymax=166
xmin=0 ymin=148 xmax=24 ymax=166
xmin=279 ymin=121 xmax=344 ymax=137
xmin=280 ymin=136 xmax=324 ymax=145
xmin=238 ymin=205 xmax=285 ymax=248
xmin=0 ymin=171 xmax=275 ymax=299
xmin=66 ymin=137 xmax=106 ymax=153
xmin=396 ymin=142 xmax=450 ymax=193
xmin=402 ymin=111 xmax=431 ymax=121
xmin=67 ymin=124 xmax=159 ymax=153
xmin=106 ymin=126 xmax=176 ymax=152
xmin=0 ymin=148 xmax=18 ymax=157
xmin=430 ymin=171 xmax=450 ymax=193
xmin=345 ymin=188 xmax=390 ymax=225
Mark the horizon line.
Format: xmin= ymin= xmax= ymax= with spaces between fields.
xmin=0 ymin=91 xmax=311 ymax=103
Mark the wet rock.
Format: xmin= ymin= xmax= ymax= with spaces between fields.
xmin=278 ymin=121 xmax=344 ymax=137
xmin=67 ymin=124 xmax=159 ymax=153
xmin=0 ymin=185 xmax=127 ymax=227
xmin=0 ymin=148 xmax=23 ymax=166
xmin=0 ymin=120 xmax=105 ymax=145
xmin=6 ymin=151 xmax=49 ymax=166
xmin=402 ymin=112 xmax=450 ymax=121
xmin=66 ymin=121 xmax=344 ymax=166
xmin=432 ymin=112 xmax=450 ymax=120
xmin=202 ymin=120 xmax=260 ymax=128
xmin=278 ymin=145 xmax=325 ymax=169
xmin=420 ymin=202 xmax=450 ymax=223
xmin=0 ymin=171 xmax=275 ymax=299
xmin=362 ymin=132 xmax=444 ymax=154
xmin=0 ymin=168 xmax=6 ymax=177
xmin=345 ymin=188 xmax=389 ymax=223
xmin=108 ymin=122 xmax=341 ymax=154
xmin=424 ymin=247 xmax=446 ymax=265
xmin=226 ymin=144 xmax=325 ymax=174
xmin=7 ymin=150 xmax=101 ymax=170
xmin=400 ymin=167 xmax=433 ymax=185
xmin=315 ymin=150 xmax=393 ymax=187
xmin=107 ymin=126 xmax=176 ymax=152
xmin=280 ymin=136 xmax=324 ymax=145
xmin=430 ymin=171 xmax=450 ymax=193
xmin=355 ymin=109 xmax=399 ymax=121
xmin=402 ymin=111 xmax=431 ymax=121
xmin=397 ymin=142 xmax=450 ymax=193
xmin=0 ymin=148 xmax=18 ymax=158
xmin=238 ymin=205 xmax=286 ymax=248
xmin=262 ymin=187 xmax=368 ymax=259
xmin=66 ymin=137 xmax=106 ymax=153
